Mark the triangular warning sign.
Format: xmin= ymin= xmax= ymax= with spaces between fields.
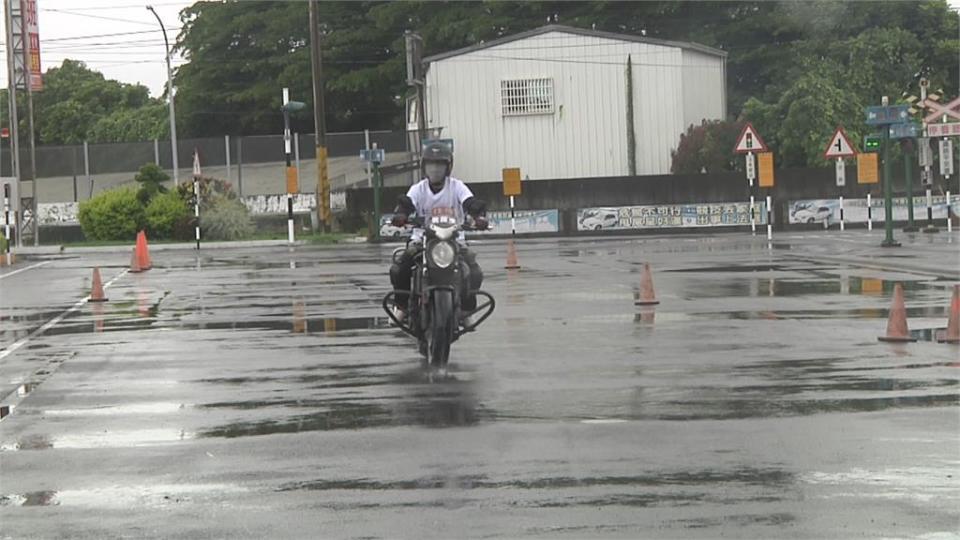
xmin=733 ymin=122 xmax=768 ymax=154
xmin=192 ymin=149 xmax=201 ymax=177
xmin=823 ymin=127 xmax=857 ymax=158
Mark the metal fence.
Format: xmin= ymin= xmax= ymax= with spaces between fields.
xmin=1 ymin=130 xmax=411 ymax=203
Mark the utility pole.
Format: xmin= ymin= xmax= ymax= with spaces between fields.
xmin=22 ymin=30 xmax=36 ymax=246
xmin=308 ymin=0 xmax=330 ymax=232
xmin=625 ymin=54 xmax=637 ymax=176
xmin=4 ymin=0 xmax=21 ymax=245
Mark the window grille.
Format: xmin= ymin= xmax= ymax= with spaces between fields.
xmin=500 ymin=78 xmax=554 ymax=116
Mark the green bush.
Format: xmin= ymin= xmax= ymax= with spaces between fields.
xmin=176 ymin=176 xmax=238 ymax=212
xmin=134 ymin=163 xmax=169 ymax=205
xmin=78 ymin=187 xmax=146 ymax=241
xmin=202 ymin=196 xmax=253 ymax=241
xmin=146 ymin=189 xmax=191 ymax=239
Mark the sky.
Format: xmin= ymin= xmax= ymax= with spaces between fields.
xmin=1 ymin=0 xmax=193 ymax=98
xmin=1 ymin=0 xmax=959 ymax=99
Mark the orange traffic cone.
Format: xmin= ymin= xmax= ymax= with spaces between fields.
xmin=91 ymin=301 xmax=105 ymax=333
xmin=129 ymin=247 xmax=144 ymax=273
xmin=937 ymin=285 xmax=960 ymax=344
xmin=634 ymin=263 xmax=659 ymax=306
xmin=505 ymin=239 xmax=521 ymax=270
xmin=89 ymin=267 xmax=108 ymax=302
xmin=878 ymin=283 xmax=917 ymax=342
xmin=136 ymin=231 xmax=152 ymax=271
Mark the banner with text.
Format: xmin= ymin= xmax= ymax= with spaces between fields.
xmin=788 ymin=197 xmax=959 ymax=224
xmin=576 ymin=201 xmax=767 ymax=231
xmin=379 ymin=209 xmax=560 ymax=238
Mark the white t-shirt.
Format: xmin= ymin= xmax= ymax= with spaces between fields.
xmin=406 ymin=176 xmax=474 ymax=242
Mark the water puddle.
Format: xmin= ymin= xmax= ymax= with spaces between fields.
xmin=1 ymin=428 xmax=194 ymax=451
xmin=173 ymin=316 xmax=391 ymax=334
xmin=277 ymin=466 xmax=794 ymax=492
xmin=692 ymin=306 xmax=946 ymax=320
xmin=0 ymin=483 xmax=249 ymax=507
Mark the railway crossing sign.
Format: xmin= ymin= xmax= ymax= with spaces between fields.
xmin=924 ymin=96 xmax=960 ymax=124
xmin=733 ymin=123 xmax=768 ymax=154
xmin=823 ymin=127 xmax=857 ymax=159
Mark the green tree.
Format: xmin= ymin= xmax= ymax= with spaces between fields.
xmin=671 ymin=120 xmax=744 ymax=174
xmin=1 ymin=60 xmax=169 ymax=145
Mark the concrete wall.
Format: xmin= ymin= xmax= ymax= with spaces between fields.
xmin=345 ymin=166 xmax=920 ymax=232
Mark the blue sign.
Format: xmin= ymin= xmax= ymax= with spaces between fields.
xmin=866 ymin=105 xmax=910 ymax=125
xmin=888 ymin=123 xmax=919 ymax=139
xmin=360 ymin=148 xmax=385 ymax=163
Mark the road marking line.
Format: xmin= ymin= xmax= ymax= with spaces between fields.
xmin=0 ymin=269 xmax=129 ymax=362
xmin=0 ymin=260 xmax=52 ymax=280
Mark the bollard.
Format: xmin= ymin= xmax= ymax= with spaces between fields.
xmin=750 ymin=195 xmax=756 ymax=234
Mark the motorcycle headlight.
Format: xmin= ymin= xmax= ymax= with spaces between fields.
xmin=430 ymin=241 xmax=455 ymax=268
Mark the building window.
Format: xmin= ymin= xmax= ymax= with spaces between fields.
xmin=500 ymin=78 xmax=554 ymax=116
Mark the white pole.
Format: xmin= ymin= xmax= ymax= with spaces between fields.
xmin=510 ymin=195 xmax=516 ymax=235
xmin=3 ymin=183 xmax=10 ymax=259
xmin=748 ymin=152 xmax=756 ymax=234
xmin=294 ymin=132 xmax=301 ymax=185
xmin=839 ymin=195 xmax=845 ymax=231
xmin=948 ymin=191 xmax=953 ymax=233
xmin=83 ymin=141 xmax=92 ymax=199
xmin=283 ymin=88 xmax=294 ymax=245
xmin=194 ymin=178 xmax=200 ymax=250
xmin=364 ymin=129 xmax=372 ymax=188
xmin=153 ymin=138 xmax=160 ymax=166
xmin=225 ymin=135 xmax=231 ymax=182
xmin=867 ymin=193 xmax=873 ymax=231
xmin=765 ymin=195 xmax=772 ymax=241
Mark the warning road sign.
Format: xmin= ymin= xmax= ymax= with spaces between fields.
xmin=733 ymin=123 xmax=768 ymax=154
xmin=824 ymin=127 xmax=857 ymax=158
xmin=924 ymin=96 xmax=960 ymax=124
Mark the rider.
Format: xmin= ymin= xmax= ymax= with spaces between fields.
xmin=389 ymin=141 xmax=488 ymax=320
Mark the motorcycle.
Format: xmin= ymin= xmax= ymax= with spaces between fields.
xmin=382 ymin=215 xmax=495 ymax=370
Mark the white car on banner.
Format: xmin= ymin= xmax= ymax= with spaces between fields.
xmin=579 ymin=209 xmax=620 ymax=230
xmin=379 ymin=215 xmax=411 ymax=238
xmin=791 ymin=201 xmax=835 ymax=224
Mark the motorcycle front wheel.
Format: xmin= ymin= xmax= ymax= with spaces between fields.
xmin=427 ymin=289 xmax=454 ymax=368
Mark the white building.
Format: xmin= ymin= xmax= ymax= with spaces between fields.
xmin=423 ymin=25 xmax=727 ymax=182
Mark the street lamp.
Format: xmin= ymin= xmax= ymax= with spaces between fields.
xmin=146 ymin=5 xmax=179 ymax=186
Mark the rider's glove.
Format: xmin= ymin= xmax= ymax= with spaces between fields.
xmin=474 ymin=216 xmax=490 ymax=231
xmin=391 ymin=213 xmax=408 ymax=227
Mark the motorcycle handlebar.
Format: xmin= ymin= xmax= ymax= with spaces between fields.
xmin=398 ymin=216 xmax=488 ymax=232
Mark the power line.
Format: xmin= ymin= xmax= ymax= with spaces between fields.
xmin=39 ymin=1 xmax=191 ymax=12
xmin=43 ymin=28 xmax=182 ymax=43
xmin=41 ymin=8 xmax=162 ymax=27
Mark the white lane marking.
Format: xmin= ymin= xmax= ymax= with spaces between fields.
xmin=581 ymin=419 xmax=628 ymax=424
xmin=0 ymin=269 xmax=128 ymax=361
xmin=0 ymin=260 xmax=52 ymax=280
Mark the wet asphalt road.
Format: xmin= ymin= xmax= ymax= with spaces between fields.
xmin=0 ymin=231 xmax=958 ymax=539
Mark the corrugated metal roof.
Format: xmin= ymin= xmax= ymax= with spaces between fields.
xmin=423 ymin=24 xmax=727 ymax=64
